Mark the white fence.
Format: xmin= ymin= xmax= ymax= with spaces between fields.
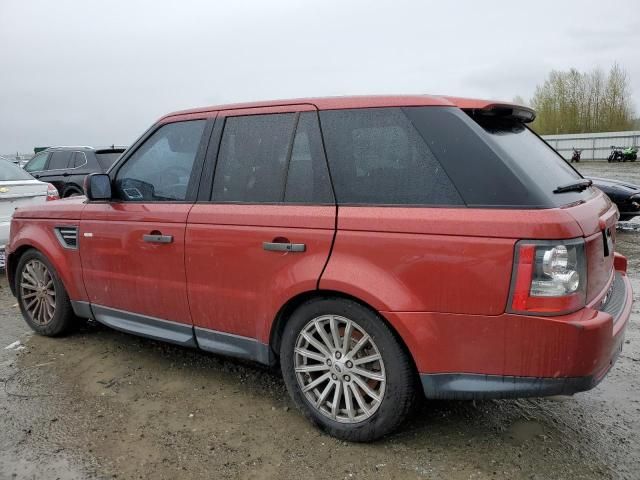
xmin=542 ymin=131 xmax=640 ymax=161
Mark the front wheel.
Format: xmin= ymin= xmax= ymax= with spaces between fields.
xmin=280 ymin=298 xmax=417 ymax=441
xmin=15 ymin=249 xmax=78 ymax=336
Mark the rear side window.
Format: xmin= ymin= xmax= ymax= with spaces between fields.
xmin=212 ymin=112 xmax=333 ymax=204
xmin=47 ymin=151 xmax=73 ymax=170
xmin=319 ymin=108 xmax=463 ymax=205
xmin=72 ymin=152 xmax=87 ymax=168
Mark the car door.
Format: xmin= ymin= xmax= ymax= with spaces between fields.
xmin=23 ymin=151 xmax=49 ymax=177
xmin=36 ymin=150 xmax=73 ymax=192
xmin=186 ymin=106 xmax=336 ymax=363
xmin=80 ymin=117 xmax=212 ymax=346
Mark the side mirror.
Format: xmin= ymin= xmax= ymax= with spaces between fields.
xmin=84 ymin=173 xmax=112 ymax=201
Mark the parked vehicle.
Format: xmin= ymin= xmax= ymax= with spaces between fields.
xmin=5 ymin=96 xmax=632 ymax=441
xmin=588 ymin=176 xmax=640 ymax=221
xmin=622 ymin=146 xmax=638 ymax=161
xmin=0 ymin=160 xmax=58 ymax=268
xmin=608 ymin=145 xmax=637 ymax=162
xmin=571 ymin=148 xmax=581 ymax=163
xmin=23 ymin=146 xmax=125 ymax=197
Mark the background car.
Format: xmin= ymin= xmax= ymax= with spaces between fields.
xmin=587 ymin=176 xmax=640 ymax=221
xmin=0 ymin=159 xmax=59 ymax=268
xmin=23 ymin=146 xmax=125 ymax=197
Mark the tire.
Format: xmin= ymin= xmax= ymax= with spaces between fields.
xmin=280 ymin=297 xmax=417 ymax=442
xmin=63 ymin=189 xmax=82 ymax=198
xmin=15 ymin=249 xmax=78 ymax=336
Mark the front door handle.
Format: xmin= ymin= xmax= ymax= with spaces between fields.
xmin=143 ymin=233 xmax=173 ymax=244
xmin=263 ymin=242 xmax=306 ymax=252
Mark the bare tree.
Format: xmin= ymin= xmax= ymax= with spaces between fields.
xmin=529 ymin=64 xmax=635 ymax=134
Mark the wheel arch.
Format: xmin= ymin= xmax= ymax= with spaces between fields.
xmin=268 ymin=289 xmax=420 ymax=376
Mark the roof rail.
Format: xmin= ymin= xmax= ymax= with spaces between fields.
xmin=47 ymin=145 xmax=95 ymax=150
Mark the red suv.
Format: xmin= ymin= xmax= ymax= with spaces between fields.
xmin=6 ymin=96 xmax=632 ymax=441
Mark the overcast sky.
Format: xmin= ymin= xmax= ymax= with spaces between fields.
xmin=1 ymin=0 xmax=639 ymax=153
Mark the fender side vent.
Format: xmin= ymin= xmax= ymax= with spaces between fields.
xmin=55 ymin=226 xmax=78 ymax=249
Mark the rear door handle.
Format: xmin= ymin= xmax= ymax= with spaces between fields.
xmin=262 ymin=242 xmax=306 ymax=252
xmin=143 ymin=234 xmax=173 ymax=244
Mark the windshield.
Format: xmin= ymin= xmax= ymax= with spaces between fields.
xmin=0 ymin=159 xmax=35 ymax=181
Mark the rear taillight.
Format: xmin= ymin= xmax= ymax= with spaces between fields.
xmin=508 ymin=239 xmax=586 ymax=315
xmin=46 ymin=183 xmax=60 ymax=201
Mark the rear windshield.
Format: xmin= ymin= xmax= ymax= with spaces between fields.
xmin=0 ymin=160 xmax=34 ymax=181
xmin=95 ymin=151 xmax=124 ymax=170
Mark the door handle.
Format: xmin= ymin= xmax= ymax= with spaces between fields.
xmin=143 ymin=233 xmax=173 ymax=244
xmin=262 ymin=242 xmax=306 ymax=252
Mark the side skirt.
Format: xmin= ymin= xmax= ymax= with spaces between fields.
xmin=194 ymin=327 xmax=273 ymax=365
xmin=91 ymin=304 xmax=197 ymax=348
xmin=71 ymin=301 xmax=273 ymax=365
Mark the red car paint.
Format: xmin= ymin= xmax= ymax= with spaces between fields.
xmin=6 ymin=95 xmax=632 ymax=402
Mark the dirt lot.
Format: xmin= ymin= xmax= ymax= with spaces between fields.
xmin=1 ymin=162 xmax=639 ymax=480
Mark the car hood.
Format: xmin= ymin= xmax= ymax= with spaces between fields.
xmin=12 ymin=195 xmax=86 ymax=220
xmin=587 ymin=176 xmax=640 ymax=192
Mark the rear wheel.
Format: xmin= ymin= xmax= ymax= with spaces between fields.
xmin=280 ymin=298 xmax=417 ymax=441
xmin=16 ymin=249 xmax=77 ymax=336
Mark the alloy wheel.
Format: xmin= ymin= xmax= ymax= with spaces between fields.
xmin=20 ymin=259 xmax=56 ymax=325
xmin=294 ymin=315 xmax=386 ymax=423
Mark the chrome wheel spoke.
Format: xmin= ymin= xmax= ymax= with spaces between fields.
xmin=302 ymin=372 xmax=331 ymax=393
xmin=352 ymin=376 xmax=381 ymax=403
xmin=20 ymin=259 xmax=56 ymax=326
xmin=295 ymin=347 xmax=326 ymax=363
xmin=301 ymin=331 xmax=331 ymax=358
xmin=294 ymin=314 xmax=386 ymax=424
xmin=331 ymin=381 xmax=343 ymax=418
xmin=352 ymin=367 xmax=385 ymax=382
xmin=295 ymin=364 xmax=330 ymax=373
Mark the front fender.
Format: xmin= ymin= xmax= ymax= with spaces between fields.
xmin=7 ymin=218 xmax=87 ymax=302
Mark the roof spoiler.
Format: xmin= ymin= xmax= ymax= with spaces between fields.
xmin=466 ymin=104 xmax=536 ymax=123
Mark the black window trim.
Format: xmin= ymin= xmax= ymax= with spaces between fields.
xmin=200 ymin=109 xmax=336 ymax=207
xmin=102 ymin=117 xmax=215 ymax=204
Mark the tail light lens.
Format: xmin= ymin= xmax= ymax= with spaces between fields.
xmin=46 ymin=183 xmax=60 ymax=201
xmin=509 ymin=239 xmax=586 ymax=315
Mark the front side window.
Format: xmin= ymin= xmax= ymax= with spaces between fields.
xmin=319 ymin=108 xmax=463 ymax=205
xmin=114 ymin=120 xmax=205 ymax=201
xmin=24 ymin=152 xmax=49 ymax=172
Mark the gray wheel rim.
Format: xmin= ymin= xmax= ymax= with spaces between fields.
xmin=20 ymin=259 xmax=56 ymax=325
xmin=294 ymin=315 xmax=386 ymax=424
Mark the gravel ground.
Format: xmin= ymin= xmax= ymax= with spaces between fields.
xmin=0 ymin=162 xmax=639 ymax=480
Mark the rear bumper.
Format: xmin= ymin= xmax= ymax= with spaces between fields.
xmin=385 ymin=271 xmax=632 ymax=400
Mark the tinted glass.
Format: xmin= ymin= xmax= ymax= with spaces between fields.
xmin=73 ymin=152 xmax=87 ymax=168
xmin=24 ymin=152 xmax=48 ymax=172
xmin=284 ymin=112 xmax=334 ymax=204
xmin=95 ymin=152 xmax=122 ymax=170
xmin=403 ymin=107 xmax=593 ymax=208
xmin=47 ymin=151 xmax=72 ymax=170
xmin=114 ymin=120 xmax=205 ymax=201
xmin=0 ymin=159 xmax=34 ymax=181
xmin=319 ymin=108 xmax=463 ymax=205
xmin=212 ymin=113 xmax=296 ymax=203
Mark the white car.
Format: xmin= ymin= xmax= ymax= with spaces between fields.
xmin=0 ymin=160 xmax=59 ymax=268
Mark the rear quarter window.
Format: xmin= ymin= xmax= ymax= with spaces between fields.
xmin=319 ymin=108 xmax=463 ymax=206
